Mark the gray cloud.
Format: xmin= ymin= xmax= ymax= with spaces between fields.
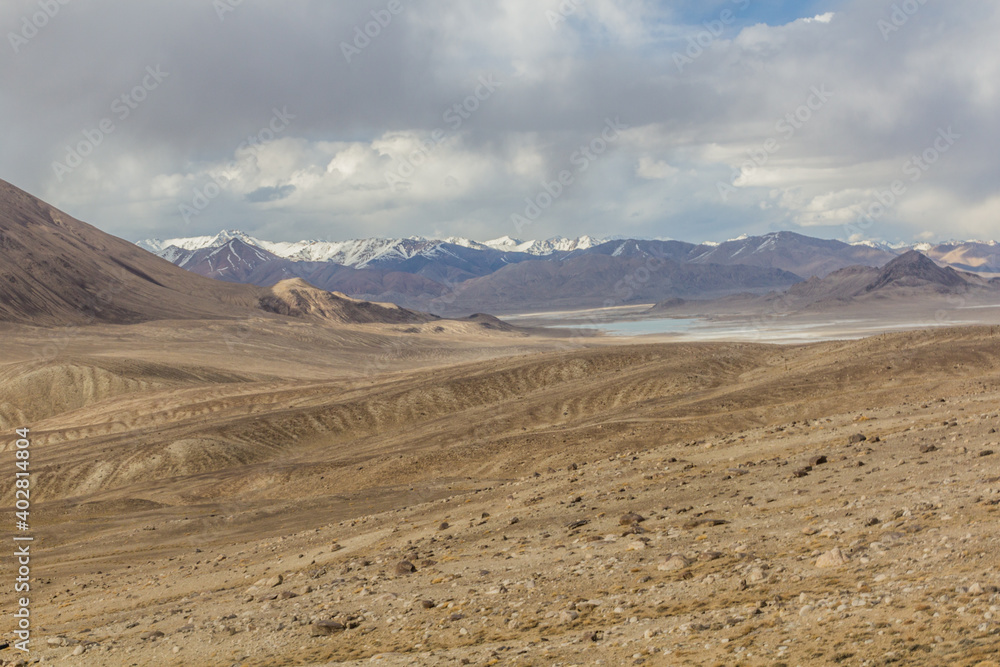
xmin=1 ymin=0 xmax=998 ymax=246
xmin=245 ymin=184 xmax=296 ymax=204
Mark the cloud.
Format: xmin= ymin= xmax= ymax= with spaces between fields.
xmin=0 ymin=0 xmax=997 ymax=246
xmin=636 ymin=157 xmax=679 ymax=180
xmin=245 ymin=184 xmax=296 ymax=203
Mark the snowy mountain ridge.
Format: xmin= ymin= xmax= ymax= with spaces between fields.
xmin=137 ymin=232 xmax=610 ymax=268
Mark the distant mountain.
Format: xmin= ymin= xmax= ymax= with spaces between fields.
xmin=136 ymin=228 xmax=1000 ymax=316
xmin=177 ymin=238 xmax=283 ymax=283
xmin=478 ymin=235 xmax=606 ymax=255
xmin=921 ymin=241 xmax=1000 ymax=274
xmin=431 ymin=254 xmax=803 ymax=314
xmin=139 ymin=231 xmax=608 ymax=266
xmin=654 ymin=249 xmax=995 ymax=316
xmin=0 ymin=180 xmax=444 ymax=327
xmin=685 ymin=231 xmax=895 ymax=278
xmin=863 ymin=250 xmax=971 ymax=293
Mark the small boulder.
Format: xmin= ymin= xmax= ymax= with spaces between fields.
xmin=816 ymin=547 xmax=849 ymax=569
xmin=310 ymin=620 xmax=346 ymax=636
xmin=619 ymin=512 xmax=645 ymax=526
xmin=658 ymin=555 xmax=690 ymax=571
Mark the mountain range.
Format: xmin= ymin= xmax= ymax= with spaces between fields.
xmin=0 ymin=179 xmax=434 ymax=327
xmin=652 ymin=250 xmax=1000 ymax=317
xmin=135 ymin=229 xmax=1000 ymax=315
xmin=4 ymin=175 xmax=997 ymax=326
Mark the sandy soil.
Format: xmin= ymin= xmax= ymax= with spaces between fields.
xmin=2 ymin=322 xmax=1000 ymax=666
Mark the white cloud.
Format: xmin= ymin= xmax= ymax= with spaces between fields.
xmin=3 ymin=0 xmax=998 ymax=245
xmin=636 ymin=157 xmax=678 ymax=180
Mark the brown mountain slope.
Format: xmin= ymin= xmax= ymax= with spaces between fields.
xmin=260 ymin=278 xmax=436 ymax=324
xmin=0 ymin=180 xmax=448 ymax=327
xmin=0 ymin=179 xmax=266 ymax=325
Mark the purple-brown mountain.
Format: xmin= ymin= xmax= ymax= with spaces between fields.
xmin=139 ymin=231 xmax=910 ymax=315
xmin=652 ymin=250 xmax=999 ymax=315
xmin=0 ymin=180 xmax=432 ymax=326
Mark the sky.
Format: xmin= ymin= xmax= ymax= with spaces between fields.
xmin=2 ymin=0 xmax=998 ymax=245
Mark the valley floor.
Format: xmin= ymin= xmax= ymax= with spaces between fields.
xmin=2 ymin=323 xmax=1000 ymax=666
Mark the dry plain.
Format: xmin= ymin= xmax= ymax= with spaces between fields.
xmin=1 ymin=319 xmax=1000 ymax=666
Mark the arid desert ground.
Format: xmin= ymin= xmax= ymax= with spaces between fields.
xmin=3 ymin=318 xmax=1000 ymax=666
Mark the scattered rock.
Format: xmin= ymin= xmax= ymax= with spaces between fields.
xmin=658 ymin=555 xmax=690 ymax=571
xmin=310 ymin=620 xmax=346 ymax=636
xmin=559 ymin=610 xmax=579 ymax=623
xmin=816 ymin=547 xmax=849 ymax=569
xmin=253 ymin=574 xmax=283 ymax=588
xmin=395 ymin=560 xmax=417 ymax=575
xmin=682 ymin=518 xmax=728 ymax=529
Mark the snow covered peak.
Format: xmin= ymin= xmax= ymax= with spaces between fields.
xmin=482 ymin=235 xmax=605 ymax=255
xmin=138 ymin=229 xmax=261 ymax=254
xmin=138 ymin=229 xmax=611 ymax=264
